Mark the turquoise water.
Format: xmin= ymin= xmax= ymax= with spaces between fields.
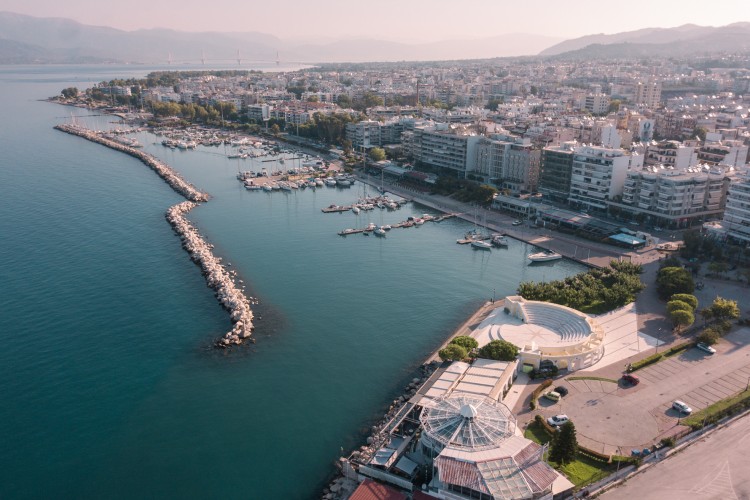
xmin=0 ymin=65 xmax=587 ymax=499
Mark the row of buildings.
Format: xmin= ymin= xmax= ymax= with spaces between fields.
xmin=116 ymin=56 xmax=750 ymax=244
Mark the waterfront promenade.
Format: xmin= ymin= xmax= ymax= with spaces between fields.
xmin=355 ymin=173 xmax=646 ymax=269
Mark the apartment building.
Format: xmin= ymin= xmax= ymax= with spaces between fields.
xmin=722 ymin=168 xmax=750 ymax=243
xmin=568 ymin=146 xmax=635 ymax=213
xmin=697 ymin=140 xmax=749 ymax=168
xmin=409 ymin=124 xmax=481 ymax=177
xmin=583 ymin=93 xmax=610 ymax=115
xmin=644 ymin=140 xmax=697 ymax=169
xmin=473 ymin=134 xmax=540 ymax=192
xmin=634 ymin=80 xmax=662 ymax=108
xmin=539 ymin=142 xmax=576 ymax=203
xmin=615 ymin=166 xmax=733 ymax=228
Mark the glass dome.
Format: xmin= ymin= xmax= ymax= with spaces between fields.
xmin=420 ymin=394 xmax=516 ymax=451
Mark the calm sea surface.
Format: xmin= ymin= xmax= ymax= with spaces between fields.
xmin=0 ymin=64 xmax=587 ymax=499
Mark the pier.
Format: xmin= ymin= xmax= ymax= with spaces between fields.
xmin=337 ymin=213 xmax=456 ymax=236
xmin=56 ymin=123 xmax=255 ymax=347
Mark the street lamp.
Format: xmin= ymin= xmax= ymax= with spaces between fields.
xmin=656 ymin=328 xmax=662 ymax=354
xmin=493 ymin=288 xmax=496 ymax=303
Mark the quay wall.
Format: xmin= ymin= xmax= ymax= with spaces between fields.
xmin=55 ymin=123 xmax=253 ymax=346
xmin=54 ymin=124 xmax=209 ymax=203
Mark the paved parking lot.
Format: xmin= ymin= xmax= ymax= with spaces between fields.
xmin=602 ymin=413 xmax=750 ymax=500
xmin=536 ymin=327 xmax=750 ymax=454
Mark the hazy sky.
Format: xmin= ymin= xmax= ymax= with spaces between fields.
xmin=3 ymin=0 xmax=749 ymax=41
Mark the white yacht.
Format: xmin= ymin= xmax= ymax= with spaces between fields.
xmin=471 ymin=240 xmax=492 ymax=250
xmin=528 ymin=251 xmax=563 ymax=262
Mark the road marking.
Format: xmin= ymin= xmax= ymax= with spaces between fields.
xmin=691 ymin=461 xmax=738 ymax=500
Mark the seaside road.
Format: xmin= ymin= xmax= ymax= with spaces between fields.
xmin=601 ymin=413 xmax=750 ymax=500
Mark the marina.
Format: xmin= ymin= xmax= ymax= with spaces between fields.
xmin=337 ymin=213 xmax=457 ymax=236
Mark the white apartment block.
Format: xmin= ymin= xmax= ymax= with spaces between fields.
xmin=698 ymin=140 xmax=749 ymax=168
xmin=247 ymin=104 xmax=271 ymax=122
xmin=645 ymin=140 xmax=698 ymax=170
xmin=345 ymin=120 xmax=382 ymax=148
xmin=617 ymin=166 xmax=732 ymax=228
xmin=410 ymin=124 xmax=481 ymax=177
xmin=568 ymin=146 xmax=633 ymax=212
xmin=582 ymin=93 xmax=610 ymax=115
xmin=722 ymin=168 xmax=750 ymax=243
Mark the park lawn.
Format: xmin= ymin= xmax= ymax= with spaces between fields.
xmin=524 ymin=421 xmax=551 ymax=445
xmin=683 ymin=387 xmax=750 ymax=427
xmin=558 ymin=454 xmax=614 ymax=487
xmin=524 ymin=421 xmax=614 ymax=487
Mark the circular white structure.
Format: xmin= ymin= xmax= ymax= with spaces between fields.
xmin=490 ymin=296 xmax=605 ymax=371
xmin=420 ymin=394 xmax=515 ymax=451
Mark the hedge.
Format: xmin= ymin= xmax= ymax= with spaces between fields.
xmin=529 ymin=379 xmax=553 ymax=409
xmin=629 ymin=341 xmax=693 ymax=372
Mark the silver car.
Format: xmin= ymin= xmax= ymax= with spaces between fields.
xmin=672 ymin=400 xmax=693 ymax=414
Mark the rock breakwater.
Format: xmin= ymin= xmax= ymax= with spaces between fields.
xmin=54 ymin=124 xmax=209 ymax=203
xmin=166 ymin=202 xmax=255 ymax=346
xmin=56 ymin=123 xmax=253 ymax=346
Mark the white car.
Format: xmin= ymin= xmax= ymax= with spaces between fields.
xmin=696 ymin=342 xmax=716 ymax=354
xmin=547 ymin=414 xmax=569 ymax=427
xmin=512 ymin=220 xmax=523 ymax=226
xmin=672 ymin=400 xmax=693 ymax=415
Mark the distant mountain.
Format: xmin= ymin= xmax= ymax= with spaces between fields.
xmin=540 ymin=23 xmax=750 ymax=58
xmin=0 ymin=11 xmax=562 ymax=64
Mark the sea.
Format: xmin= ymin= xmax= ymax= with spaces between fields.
xmin=0 ymin=64 xmax=588 ymax=499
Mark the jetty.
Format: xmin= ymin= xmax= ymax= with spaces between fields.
xmin=337 ymin=213 xmax=457 ymax=236
xmin=55 ymin=123 xmax=255 ymax=348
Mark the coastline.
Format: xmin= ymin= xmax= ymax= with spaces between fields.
xmin=54 ymin=123 xmax=254 ymax=346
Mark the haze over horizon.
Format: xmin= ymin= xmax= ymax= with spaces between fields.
xmin=3 ymin=0 xmax=750 ymax=43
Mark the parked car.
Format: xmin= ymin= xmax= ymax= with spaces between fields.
xmin=547 ymin=414 xmax=569 ymax=427
xmin=622 ymin=373 xmax=640 ymax=385
xmin=554 ymin=386 xmax=569 ymax=397
xmin=512 ymin=220 xmax=523 ymax=226
xmin=673 ymin=400 xmax=693 ymax=414
xmin=696 ymin=342 xmax=716 ymax=354
xmin=543 ymin=391 xmax=561 ymax=402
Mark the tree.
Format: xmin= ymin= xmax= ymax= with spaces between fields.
xmin=368 ymin=147 xmax=386 ymax=162
xmin=450 ymin=336 xmax=478 ymax=351
xmin=696 ymin=327 xmax=720 ymax=346
xmin=306 ymin=95 xmax=319 ymax=102
xmin=336 ymin=94 xmax=352 ymax=108
xmin=670 ymin=294 xmax=698 ymax=311
xmin=656 ymin=267 xmax=695 ymax=300
xmin=478 ymin=340 xmax=519 ymax=361
xmin=670 ymin=309 xmax=695 ymax=332
xmin=709 ymin=297 xmax=740 ymax=321
xmin=61 ymin=87 xmax=79 ymax=99
xmin=549 ymin=421 xmax=578 ymax=464
xmin=270 ymin=123 xmax=281 ymax=136
xmin=438 ymin=344 xmax=467 ymax=362
xmin=667 ymin=300 xmax=693 ymax=315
